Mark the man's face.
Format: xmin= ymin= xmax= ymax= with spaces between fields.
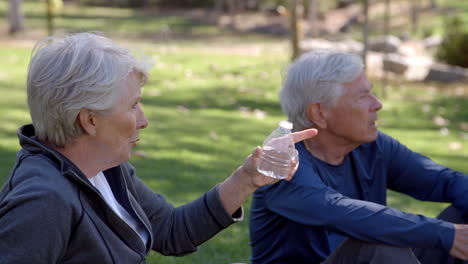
xmin=323 ymin=73 xmax=383 ymax=145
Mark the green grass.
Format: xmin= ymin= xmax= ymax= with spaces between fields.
xmin=0 ymin=2 xmax=467 ymax=263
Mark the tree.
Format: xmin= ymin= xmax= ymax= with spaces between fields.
xmin=226 ymin=0 xmax=246 ymax=28
xmin=361 ymin=0 xmax=369 ymax=70
xmin=410 ymin=0 xmax=419 ymax=34
xmin=215 ymin=0 xmax=225 ymax=13
xmin=290 ymin=0 xmax=300 ymax=60
xmin=382 ymin=0 xmax=390 ymax=98
xmin=46 ymin=0 xmax=62 ymax=36
xmin=46 ymin=0 xmax=54 ymax=36
xmin=307 ymin=0 xmax=319 ymax=38
xmin=8 ymin=0 xmax=24 ymax=35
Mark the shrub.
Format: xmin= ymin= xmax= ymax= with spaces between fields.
xmin=436 ymin=16 xmax=468 ymax=68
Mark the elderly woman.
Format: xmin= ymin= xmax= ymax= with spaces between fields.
xmin=0 ymin=32 xmax=316 ymax=263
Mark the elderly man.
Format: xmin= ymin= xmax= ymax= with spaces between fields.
xmin=249 ymin=50 xmax=468 ymax=264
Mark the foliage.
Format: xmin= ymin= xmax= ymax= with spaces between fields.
xmin=436 ymin=16 xmax=468 ymax=68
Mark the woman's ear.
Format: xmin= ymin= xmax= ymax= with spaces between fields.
xmin=306 ymin=103 xmax=327 ymax=129
xmin=77 ymin=109 xmax=97 ymax=136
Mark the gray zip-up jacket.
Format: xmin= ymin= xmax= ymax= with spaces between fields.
xmin=0 ymin=124 xmax=242 ymax=263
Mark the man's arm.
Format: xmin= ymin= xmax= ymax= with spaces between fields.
xmin=264 ymin=172 xmax=454 ymax=251
xmin=383 ymin=132 xmax=468 ymax=210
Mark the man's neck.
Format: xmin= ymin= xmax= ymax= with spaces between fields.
xmin=303 ymin=131 xmax=359 ymax=165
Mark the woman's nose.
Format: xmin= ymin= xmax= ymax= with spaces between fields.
xmin=137 ymin=106 xmax=148 ymax=129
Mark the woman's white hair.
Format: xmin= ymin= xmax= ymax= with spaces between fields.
xmin=279 ymin=50 xmax=363 ymax=131
xmin=27 ymin=32 xmax=152 ymax=147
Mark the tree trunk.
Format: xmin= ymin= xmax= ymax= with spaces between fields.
xmin=215 ymin=0 xmax=225 ymax=13
xmin=8 ymin=0 xmax=24 ymax=35
xmin=290 ymin=0 xmax=300 ymax=61
xmin=362 ymin=0 xmax=369 ymax=71
xmin=229 ymin=0 xmax=246 ymax=26
xmin=307 ymin=0 xmax=319 ymax=37
xmin=46 ymin=0 xmax=54 ymax=36
xmin=411 ymin=0 xmax=419 ymax=34
xmin=383 ymin=0 xmax=390 ymax=37
xmin=236 ymin=0 xmax=245 ymax=13
xmin=382 ymin=0 xmax=390 ymax=98
xmin=227 ymin=0 xmax=237 ymax=27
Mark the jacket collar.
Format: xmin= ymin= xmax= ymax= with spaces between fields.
xmin=18 ymin=124 xmax=90 ymax=183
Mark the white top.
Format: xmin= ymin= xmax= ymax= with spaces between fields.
xmin=89 ymin=172 xmax=149 ymax=246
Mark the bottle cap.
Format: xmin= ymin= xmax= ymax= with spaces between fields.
xmin=279 ymin=120 xmax=293 ymax=130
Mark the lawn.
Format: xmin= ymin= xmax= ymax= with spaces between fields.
xmin=0 ymin=1 xmax=467 ymax=263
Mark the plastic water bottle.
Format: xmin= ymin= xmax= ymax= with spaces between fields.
xmin=257 ymin=120 xmax=298 ymax=179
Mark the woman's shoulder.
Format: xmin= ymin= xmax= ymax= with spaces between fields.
xmin=6 ymin=153 xmax=81 ymax=207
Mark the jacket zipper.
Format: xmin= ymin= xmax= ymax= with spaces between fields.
xmin=119 ymin=169 xmax=154 ymax=256
xmin=66 ymin=170 xmax=149 ymax=260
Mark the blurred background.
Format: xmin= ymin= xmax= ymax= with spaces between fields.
xmin=1 ymin=0 xmax=467 ymax=263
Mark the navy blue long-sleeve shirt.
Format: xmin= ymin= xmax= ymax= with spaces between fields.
xmin=249 ymin=131 xmax=467 ymax=264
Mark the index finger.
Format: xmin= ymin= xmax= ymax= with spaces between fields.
xmin=292 ymin=129 xmax=318 ymax=143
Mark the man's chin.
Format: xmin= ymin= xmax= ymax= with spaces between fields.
xmin=369 ymin=130 xmax=379 ymax=142
xmin=363 ymin=130 xmax=379 ymax=143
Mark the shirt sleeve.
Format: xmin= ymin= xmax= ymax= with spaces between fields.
xmin=263 ymin=163 xmax=455 ymax=252
xmin=382 ymin=133 xmax=468 ymax=214
xmin=123 ymin=163 xmax=241 ymax=256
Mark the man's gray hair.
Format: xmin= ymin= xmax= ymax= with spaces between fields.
xmin=27 ymin=32 xmax=152 ymax=147
xmin=279 ymin=50 xmax=363 ymax=131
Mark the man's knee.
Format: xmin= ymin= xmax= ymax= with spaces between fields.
xmin=365 ymin=243 xmax=420 ymax=263
xmin=324 ymin=239 xmax=420 ymax=264
xmin=437 ymin=205 xmax=467 ymax=224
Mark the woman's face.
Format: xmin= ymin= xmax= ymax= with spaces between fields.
xmin=92 ymin=72 xmax=148 ymax=167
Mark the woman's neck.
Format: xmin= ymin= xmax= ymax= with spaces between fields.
xmin=48 ymin=138 xmax=103 ymax=178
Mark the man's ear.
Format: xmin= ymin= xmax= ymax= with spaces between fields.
xmin=306 ymin=103 xmax=327 ymax=129
xmin=77 ymin=109 xmax=97 ymax=137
